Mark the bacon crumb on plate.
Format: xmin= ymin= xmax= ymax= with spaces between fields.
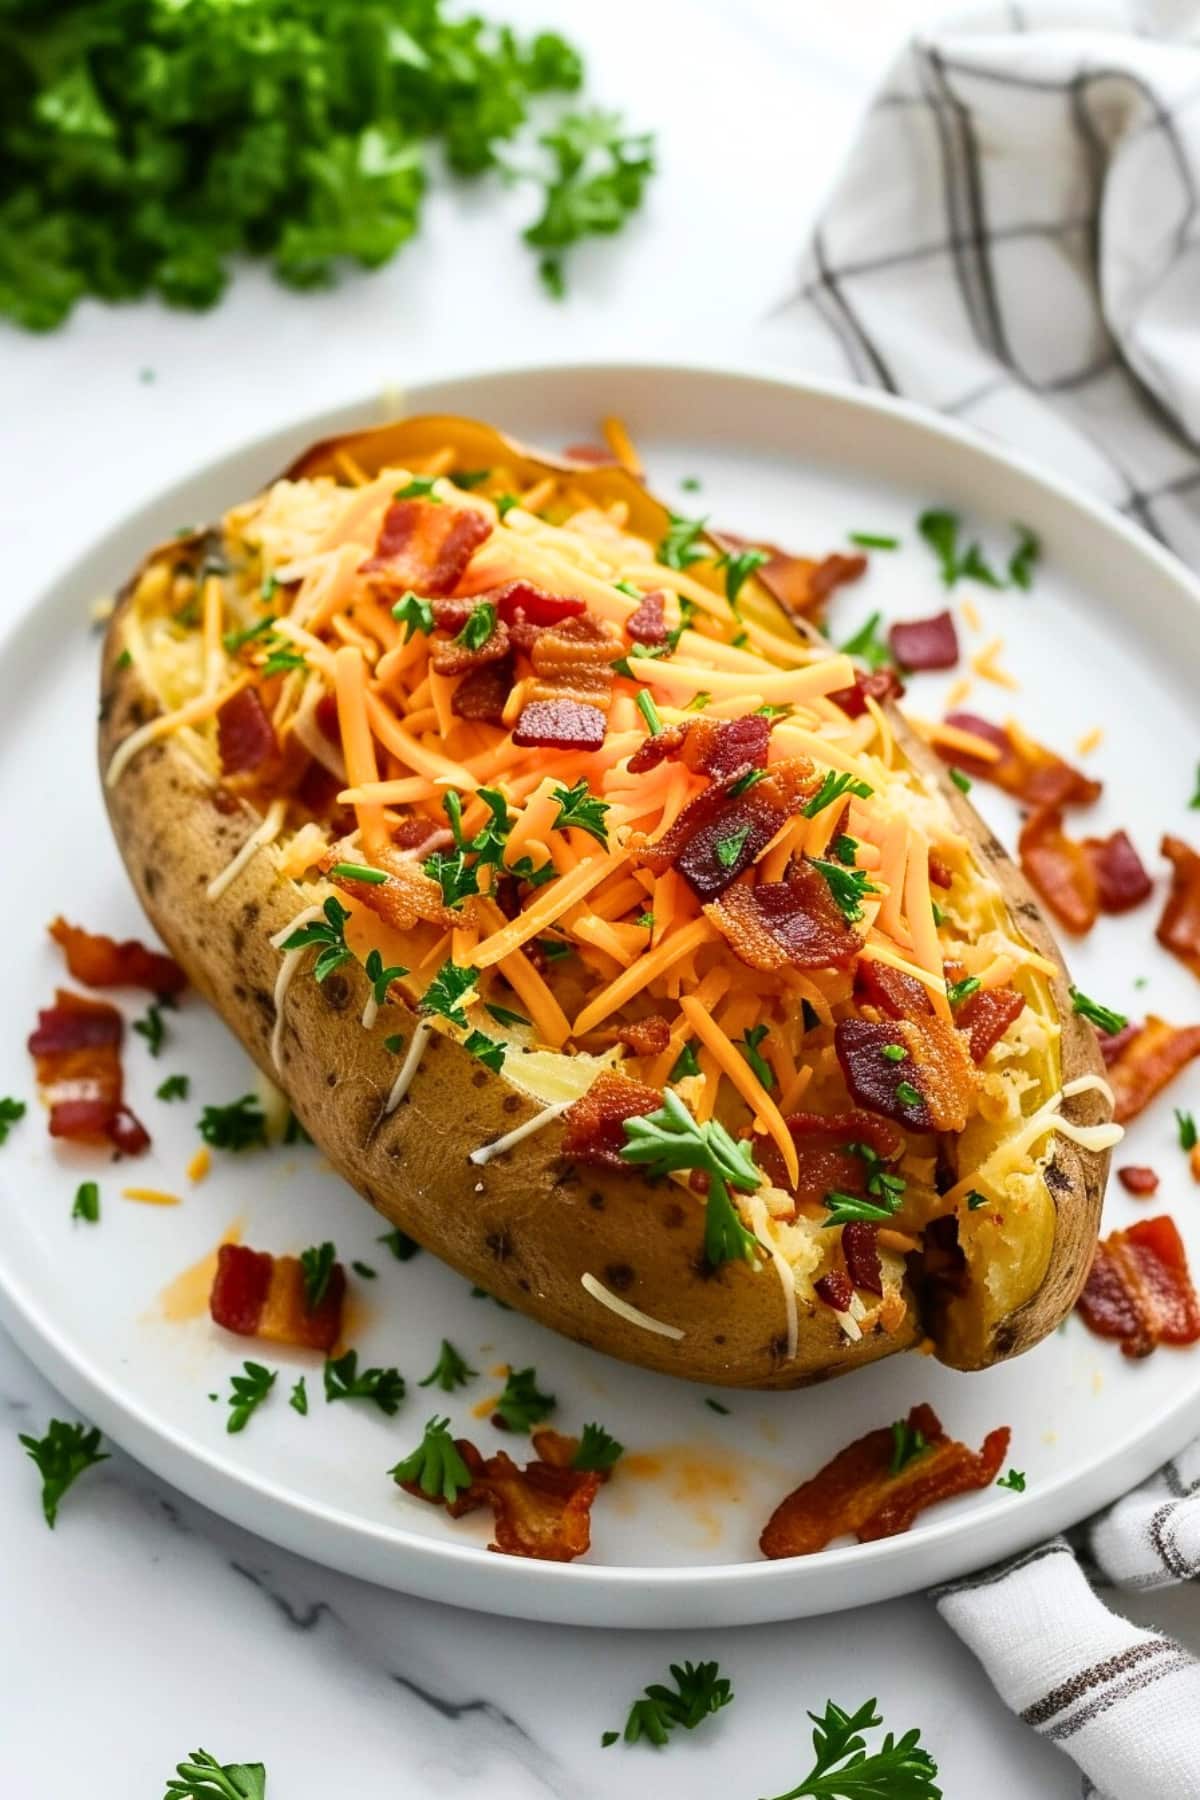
xmin=941 ymin=712 xmax=1100 ymax=808
xmin=759 ymin=1402 xmax=1009 ymax=1557
xmin=209 ymin=1242 xmax=345 ymax=1351
xmin=399 ymin=1427 xmax=606 ymax=1562
xmin=1102 ymin=1016 xmax=1200 ymax=1123
xmin=888 ymin=610 xmax=959 ymax=672
xmin=1076 ymin=1215 xmax=1200 ymax=1358
xmin=48 ymin=916 xmax=185 ymax=995
xmin=27 ymin=988 xmax=149 ymax=1155
xmin=1117 ymin=1166 xmax=1160 ymax=1197
xmin=1157 ymin=835 xmax=1200 ymax=979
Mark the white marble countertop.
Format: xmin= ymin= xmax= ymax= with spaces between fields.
xmin=2 ymin=2 xmax=1190 ymax=1792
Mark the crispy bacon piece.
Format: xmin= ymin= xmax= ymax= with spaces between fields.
xmin=360 ymin=498 xmax=492 ymax=597
xmin=1019 ymin=806 xmax=1098 ymax=934
xmin=28 ymin=989 xmax=149 ymax=1155
xmin=451 ymin=656 xmax=514 ymax=724
xmin=715 ymin=533 xmax=866 ymax=626
xmin=400 ymin=1428 xmax=606 ymax=1562
xmin=705 ymin=863 xmax=862 ymax=973
xmin=490 ymin=580 xmax=586 ymax=631
xmin=942 ymin=713 xmax=1100 ymax=808
xmin=835 ymin=1015 xmax=973 ymax=1132
xmin=829 ymin=667 xmax=906 ymax=719
xmin=626 ymin=590 xmax=667 ymax=645
xmin=1103 ymin=1016 xmax=1200 ymax=1124
xmin=1084 ymin=830 xmax=1152 ymax=914
xmin=639 ymin=759 xmax=815 ymax=902
xmin=609 ymin=1015 xmax=672 ymax=1057
xmin=928 ymin=852 xmax=954 ymax=890
xmin=561 ymin=1072 xmax=662 ymax=1170
xmin=888 ymin=610 xmax=959 ymax=672
xmin=529 ymin=614 xmax=619 ymax=708
xmin=1157 ymin=836 xmax=1200 ymax=979
xmin=209 ymin=1242 xmax=345 ymax=1351
xmin=841 ymin=1222 xmax=884 ymax=1296
xmin=1077 ymin=1216 xmax=1200 ymax=1358
xmin=626 ymin=715 xmax=770 ymax=779
xmin=760 ymin=1402 xmax=1009 ymax=1557
xmin=217 ymin=686 xmax=279 ymax=779
xmin=754 ymin=1109 xmax=903 ymax=1211
xmin=814 ymin=1270 xmax=854 ymax=1313
xmin=321 ymin=840 xmax=457 ymax=931
xmin=856 ymin=959 xmax=933 ymax=1020
xmin=430 ymin=610 xmax=511 ymax=677
xmin=1118 ymin=1166 xmax=1160 ymax=1197
xmin=48 ymin=918 xmax=185 ymax=996
xmin=512 ymin=697 xmax=607 ymax=752
xmin=955 ymin=985 xmax=1026 ymax=1063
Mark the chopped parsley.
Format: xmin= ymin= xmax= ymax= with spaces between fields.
xmin=418 ymin=1339 xmax=477 ymax=1392
xmin=1177 ymin=1110 xmax=1197 ymax=1152
xmin=424 ymin=848 xmax=480 ymax=909
xmin=164 ymin=1749 xmax=267 ymax=1800
xmin=918 ymin=509 xmax=966 ymax=586
xmin=848 ymin=531 xmax=899 ymax=550
xmin=420 ymin=960 xmax=477 ymax=1028
xmin=657 ymin=512 xmax=710 ymax=572
xmin=803 ymin=770 xmax=873 ymax=818
xmin=0 ymin=1096 xmax=27 ymax=1145
xmin=455 ymin=600 xmax=497 ymax=652
xmin=572 ymin=1422 xmax=624 ymax=1471
xmin=966 ymin=1190 xmax=989 ymax=1210
xmin=19 ymin=1418 xmax=108 ymax=1527
xmin=895 ymin=1079 xmax=922 ymax=1108
xmin=838 ymin=611 xmax=891 ymax=671
xmin=622 ymin=1090 xmax=761 ymax=1267
xmin=718 ymin=546 xmax=768 ymax=609
xmin=949 ymin=768 xmax=972 ymax=794
xmin=392 ymin=592 xmax=435 ymax=641
xmin=680 ymin=475 xmax=702 ymax=492
xmin=364 ymin=948 xmax=408 ymax=1006
xmin=635 ymin=688 xmax=663 ymax=736
xmin=1070 ymin=987 xmax=1128 ymax=1036
xmin=496 ymin=493 xmax=520 ymax=519
xmin=299 ymin=1241 xmax=337 ymax=1311
xmin=810 ymin=857 xmax=877 ymax=924
xmin=848 ymin=1142 xmax=906 ymax=1206
xmin=728 ymin=768 xmax=770 ymax=798
xmin=1007 ymin=525 xmax=1040 ymax=590
xmin=761 ymin=1698 xmax=939 ymax=1800
xmin=226 ymin=1361 xmax=276 ymax=1434
xmin=323 ymin=1350 xmax=406 ymax=1416
xmin=383 ymin=1033 xmax=405 ymax=1055
xmin=394 ymin=476 xmax=441 ymax=503
xmin=738 ymin=1023 xmax=775 ymax=1089
xmin=715 ymin=824 xmax=751 ymax=870
xmin=198 ymin=1095 xmax=268 ymax=1152
xmin=485 ymin=1002 xmax=531 ymax=1029
xmin=379 ymin=1228 xmax=422 ymax=1262
xmin=289 ymin=1377 xmax=308 ymax=1417
xmin=880 ymin=1043 xmax=906 ymax=1063
xmin=260 ymin=644 xmax=306 ymax=677
xmin=918 ymin=507 xmax=1032 ymax=593
xmin=222 ymin=615 xmax=277 ymax=654
xmin=463 ymin=1029 xmax=506 ymax=1072
xmin=889 ymin=1416 xmax=930 ymax=1477
xmin=494 ymin=1366 xmax=556 ymax=1433
xmin=390 ymin=1416 xmax=474 ymax=1505
xmin=831 ymin=833 xmax=859 ymax=866
xmin=281 ymin=896 xmax=354 ymax=983
xmin=670 ymin=1042 xmax=700 ymax=1082
xmin=551 ymin=778 xmax=610 ymax=846
xmin=450 ymin=468 xmax=492 ymax=491
xmin=705 ymin=1397 xmax=730 ymax=1415
xmin=946 ymin=975 xmax=982 ymax=1008
xmin=351 ymin=1261 xmax=376 ymax=1279
xmin=72 ymin=1181 xmax=100 ymax=1224
xmin=997 ymin=1468 xmax=1027 ymax=1492
xmin=132 ymin=999 xmax=170 ymax=1057
xmin=606 ymin=1659 xmax=733 ymax=1749
xmin=156 ymin=1073 xmax=189 ymax=1102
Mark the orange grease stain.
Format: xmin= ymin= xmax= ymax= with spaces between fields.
xmin=331 ymin=1290 xmax=373 ymax=1357
xmin=157 ymin=1220 xmax=243 ymax=1322
xmin=614 ymin=1443 xmax=760 ymax=1546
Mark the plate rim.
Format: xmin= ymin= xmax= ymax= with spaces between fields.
xmin=3 ymin=354 xmax=1197 ymax=1626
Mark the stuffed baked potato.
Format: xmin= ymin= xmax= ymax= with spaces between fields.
xmin=98 ymin=414 xmax=1118 ymax=1387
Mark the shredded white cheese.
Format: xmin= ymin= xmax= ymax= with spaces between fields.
xmin=385 ymin=1020 xmax=432 ymax=1114
xmin=580 ymin=1272 xmax=685 ymax=1341
xmin=468 ymin=1099 xmax=571 ymax=1166
xmin=207 ymin=797 xmax=287 ymax=902
xmin=268 ymin=902 xmax=324 ymax=1069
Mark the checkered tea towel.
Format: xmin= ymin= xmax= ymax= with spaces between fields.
xmin=762 ymin=5 xmax=1200 ymax=1795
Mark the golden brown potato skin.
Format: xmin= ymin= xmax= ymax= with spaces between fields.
xmin=97 ymin=416 xmax=1110 ymax=1387
xmin=98 ymin=627 xmax=921 ymax=1388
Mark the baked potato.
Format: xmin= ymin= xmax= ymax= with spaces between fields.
xmin=98 ymin=414 xmax=1119 ymax=1388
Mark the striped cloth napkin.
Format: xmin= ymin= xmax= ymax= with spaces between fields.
xmin=763 ymin=4 xmax=1200 ymax=1794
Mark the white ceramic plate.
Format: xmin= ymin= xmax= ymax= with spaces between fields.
xmin=3 ymin=361 xmax=1199 ymax=1629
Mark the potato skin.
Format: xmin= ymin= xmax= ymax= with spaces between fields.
xmin=98 ymin=618 xmax=921 ymax=1388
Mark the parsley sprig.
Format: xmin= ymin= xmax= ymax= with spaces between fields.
xmin=657 ymin=512 xmax=710 ymax=571
xmin=761 ymin=1697 xmax=940 ymax=1799
xmin=494 ymin=1366 xmax=556 ymax=1433
xmin=1070 ymin=986 xmax=1128 ymax=1036
xmin=281 ymin=896 xmax=353 ymax=983
xmin=390 ymin=1416 xmax=474 ymax=1504
xmin=0 ymin=1095 xmax=26 ymax=1144
xmin=810 ymin=857 xmax=877 ymax=925
xmin=572 ymin=1422 xmax=624 ymax=1471
xmin=198 ymin=1095 xmax=268 ymax=1152
xmin=19 ymin=1418 xmax=108 ymax=1527
xmin=323 ymin=1350 xmax=406 ymax=1416
xmin=606 ymin=1659 xmax=733 ymax=1748
xmin=551 ymin=779 xmax=610 ymax=846
xmin=164 ymin=1749 xmax=267 ymax=1800
xmin=804 ymin=770 xmax=874 ymax=818
xmin=521 ymin=109 xmax=655 ymax=298
xmin=621 ymin=1091 xmax=762 ymax=1267
xmin=838 ymin=612 xmax=891 ymax=671
xmin=226 ymin=1362 xmax=276 ymax=1434
xmin=418 ymin=1339 xmax=477 ymax=1392
xmin=299 ymin=1241 xmax=337 ymax=1311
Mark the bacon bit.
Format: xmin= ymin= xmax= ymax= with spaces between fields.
xmin=855 ymin=958 xmax=933 ymax=1021
xmin=841 ymin=1222 xmax=883 ymax=1295
xmin=941 ymin=713 xmax=1100 ymax=808
xmin=829 ymin=667 xmax=906 ymax=719
xmin=610 ymin=1015 xmax=672 ymax=1057
xmin=1104 ymin=1016 xmax=1200 ymax=1124
xmin=755 ymin=1109 xmax=903 ymax=1211
xmin=401 ymin=1428 xmax=606 ymax=1562
xmin=528 ymin=614 xmax=618 ymax=708
xmin=888 ymin=610 xmax=959 ymax=672
xmin=626 ymin=590 xmax=667 ymax=645
xmin=513 ymin=697 xmax=607 ymax=752
xmin=815 ymin=1270 xmax=854 ymax=1313
xmin=1077 ymin=1215 xmax=1200 ymax=1358
xmin=955 ymin=985 xmax=1025 ymax=1063
xmin=706 ymin=863 xmax=862 ymax=974
xmin=759 ymin=1402 xmax=1010 ymax=1557
xmin=322 ymin=840 xmax=456 ymax=931
xmin=835 ymin=1015 xmax=973 ymax=1132
xmin=1118 ymin=1166 xmax=1160 ymax=1197
xmin=1084 ymin=830 xmax=1152 ymax=914
xmin=28 ymin=988 xmax=149 ymax=1155
xmin=48 ymin=917 xmax=186 ymax=995
xmin=430 ymin=610 xmax=511 ymax=677
xmin=1019 ymin=806 xmax=1098 ymax=934
xmin=209 ymin=1241 xmax=345 ymax=1351
xmin=626 ymin=721 xmax=687 ymax=775
xmin=640 ymin=760 xmax=815 ymax=902
xmin=718 ymin=534 xmax=867 ymax=626
xmin=1157 ymin=836 xmax=1200 ymax=979
xmin=491 ymin=580 xmax=586 ymax=631
xmin=451 ymin=656 xmax=514 ymax=724
xmin=627 ymin=715 xmax=771 ymax=780
xmin=360 ymin=498 xmax=492 ymax=597
xmin=561 ymin=1072 xmax=661 ymax=1170
xmin=928 ymin=853 xmax=953 ymax=890
xmin=217 ymin=686 xmax=279 ymax=779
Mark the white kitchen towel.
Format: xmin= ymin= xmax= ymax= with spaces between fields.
xmin=763 ymin=5 xmax=1200 ymax=1796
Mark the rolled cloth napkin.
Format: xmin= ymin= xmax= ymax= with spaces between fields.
xmin=763 ymin=5 xmax=1200 ymax=1794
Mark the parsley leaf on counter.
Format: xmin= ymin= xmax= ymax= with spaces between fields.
xmin=848 ymin=531 xmax=899 ymax=550
xmin=390 ymin=1416 xmax=474 ymax=1504
xmin=164 ymin=1748 xmax=267 ymax=1799
xmin=19 ymin=1418 xmax=108 ymax=1527
xmin=761 ymin=1697 xmax=940 ymax=1799
xmin=198 ymin=1095 xmax=268 ymax=1152
xmin=419 ymin=1339 xmax=477 ymax=1392
xmin=1007 ymin=524 xmax=1040 ymax=590
xmin=493 ymin=1366 xmax=556 ymax=1433
xmin=323 ymin=1350 xmax=406 ymax=1415
xmin=226 ymin=1362 xmax=276 ymax=1434
xmin=606 ymin=1659 xmax=733 ymax=1748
